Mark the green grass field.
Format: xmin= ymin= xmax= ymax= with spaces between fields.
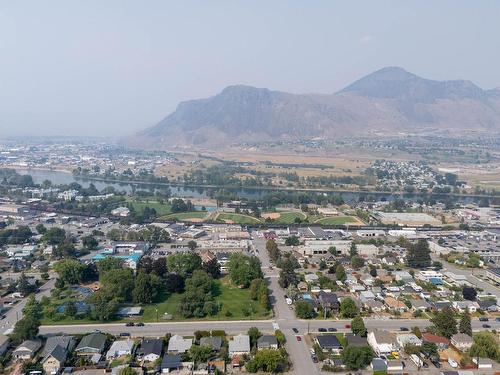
xmin=275 ymin=211 xmax=307 ymax=224
xmin=216 ymin=213 xmax=262 ymax=224
xmin=141 ymin=277 xmax=270 ymax=321
xmin=129 ymin=200 xmax=172 ymax=216
xmin=159 ymin=211 xmax=208 ymax=221
xmin=314 ymin=216 xmax=361 ymax=225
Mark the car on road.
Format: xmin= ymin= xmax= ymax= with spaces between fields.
xmin=479 ymin=317 xmax=489 ymax=322
xmin=496 ymin=317 xmax=500 ymax=322
xmin=136 ymin=322 xmax=144 ymax=326
xmin=125 ymin=322 xmax=134 ymax=327
xmin=328 ymin=328 xmax=337 ymax=332
xmin=482 ymin=324 xmax=491 ymax=328
xmin=318 ymin=328 xmax=327 ymax=332
xmin=292 ymin=328 xmax=299 ymax=333
xmin=311 ymin=356 xmax=318 ymax=363
xmin=296 ymin=336 xmax=302 ymax=342
xmin=345 ymin=324 xmax=351 ymax=329
xmin=119 ymin=332 xmax=130 ymax=337
xmin=400 ymin=327 xmax=409 ymax=331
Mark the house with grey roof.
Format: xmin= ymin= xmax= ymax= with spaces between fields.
xmin=411 ymin=299 xmax=431 ymax=311
xmin=106 ymin=339 xmax=135 ymax=359
xmin=229 ymin=334 xmax=250 ymax=355
xmin=42 ymin=335 xmax=75 ymax=357
xmin=161 ymin=354 xmax=183 ymax=373
xmin=167 ymin=335 xmax=192 ymax=354
xmin=257 ymin=335 xmax=278 ymax=350
xmin=42 ymin=345 xmax=68 ymax=375
xmin=13 ymin=339 xmax=42 ymax=360
xmin=315 ymin=335 xmax=342 ymax=354
xmin=345 ymin=334 xmax=368 ymax=347
xmin=75 ymin=333 xmax=106 ymax=355
xmin=451 ymin=333 xmax=474 ymax=351
xmin=137 ymin=339 xmax=163 ymax=362
xmin=199 ymin=336 xmax=222 ymax=352
xmin=0 ymin=335 xmax=10 ymax=356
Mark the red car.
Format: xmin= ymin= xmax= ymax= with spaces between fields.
xmin=345 ymin=324 xmax=351 ymax=329
xmin=296 ymin=336 xmax=302 ymax=342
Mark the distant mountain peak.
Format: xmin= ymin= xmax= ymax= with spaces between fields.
xmin=130 ymin=67 xmax=500 ymax=148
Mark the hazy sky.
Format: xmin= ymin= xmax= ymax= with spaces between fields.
xmin=1 ymin=1 xmax=499 ymax=137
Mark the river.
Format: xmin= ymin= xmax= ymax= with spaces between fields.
xmin=16 ymin=169 xmax=484 ymax=204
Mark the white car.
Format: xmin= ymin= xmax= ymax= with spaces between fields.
xmin=448 ymin=358 xmax=458 ymax=368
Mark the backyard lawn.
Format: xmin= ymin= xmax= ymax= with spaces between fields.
xmin=141 ymin=277 xmax=271 ymax=321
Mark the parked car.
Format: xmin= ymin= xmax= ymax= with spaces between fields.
xmin=125 ymin=322 xmax=134 ymax=327
xmin=482 ymin=324 xmax=491 ymax=328
xmin=318 ymin=328 xmax=327 ymax=332
xmin=311 ymin=356 xmax=318 ymax=363
xmin=328 ymin=328 xmax=337 ymax=332
xmin=345 ymin=324 xmax=351 ymax=329
xmin=479 ymin=317 xmax=489 ymax=322
xmin=136 ymin=322 xmax=144 ymax=327
xmin=296 ymin=336 xmax=302 ymax=342
xmin=448 ymin=358 xmax=458 ymax=368
xmin=430 ymin=358 xmax=441 ymax=368
xmin=400 ymin=327 xmax=409 ymax=331
xmin=119 ymin=332 xmax=131 ymax=337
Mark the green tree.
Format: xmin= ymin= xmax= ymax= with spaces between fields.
xmin=420 ymin=342 xmax=438 ymax=358
xmin=341 ymin=346 xmax=373 ymax=370
xmin=203 ymin=257 xmax=221 ymax=279
xmin=430 ymin=306 xmax=457 ymax=338
xmin=458 ymin=309 xmax=472 ymax=336
xmin=54 ymin=259 xmax=86 ymax=284
xmin=351 ymin=256 xmax=365 ymax=270
xmin=349 ymin=242 xmax=358 ymax=258
xmin=180 ymin=270 xmax=217 ymax=318
xmin=190 ymin=344 xmax=213 ymax=364
xmin=275 ymin=330 xmax=286 ymax=346
xmin=406 ymin=239 xmax=431 ymax=268
xmin=100 ymin=268 xmax=135 ymax=302
xmin=82 ymin=235 xmax=98 ymax=250
xmin=470 ymin=332 xmax=500 ymax=361
xmin=43 ymin=227 xmax=66 ymax=245
xmin=11 ymin=315 xmax=40 ymax=344
xmin=246 ymin=349 xmax=287 ymax=373
xmin=17 ymin=273 xmax=36 ymax=296
xmin=65 ymin=301 xmax=78 ymax=318
xmin=133 ymin=272 xmax=162 ymax=304
xmin=227 ymin=253 xmax=262 ymax=288
xmin=285 ymin=236 xmax=300 ymax=246
xmin=53 ymin=241 xmax=77 ymax=259
xmin=35 ymin=223 xmax=47 ymax=234
xmin=23 ymin=294 xmax=42 ymax=321
xmin=97 ymin=257 xmax=124 ymax=275
xmin=336 ymin=264 xmax=346 ymax=282
xmin=248 ymin=327 xmax=262 ymax=348
xmin=351 ymin=316 xmax=367 ymax=337
xmin=89 ymin=291 xmax=119 ymax=321
xmin=167 ymin=253 xmax=202 ymax=278
xmin=340 ymin=297 xmax=358 ymax=318
xmin=295 ymin=301 xmax=316 ymax=319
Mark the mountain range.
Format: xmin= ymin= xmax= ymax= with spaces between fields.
xmin=132 ymin=67 xmax=500 ymax=148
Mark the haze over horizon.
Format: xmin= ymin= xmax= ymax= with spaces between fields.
xmin=1 ymin=0 xmax=499 ymax=137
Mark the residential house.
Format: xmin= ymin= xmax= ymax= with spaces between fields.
xmin=75 ymin=333 xmax=106 ymax=356
xmin=396 ymin=333 xmax=422 ymax=348
xmin=384 ymin=297 xmax=407 ymax=312
xmin=476 ymin=300 xmax=498 ymax=312
xmin=452 ymin=301 xmax=479 ymax=313
xmin=161 ymin=354 xmax=182 ymax=373
xmin=411 ymin=299 xmax=431 ymax=311
xmin=297 ymin=281 xmax=308 ymax=292
xmin=42 ymin=345 xmax=68 ymax=375
xmin=371 ymin=358 xmax=388 ymax=372
xmin=359 ymin=290 xmax=376 ymax=303
xmin=422 ymin=333 xmax=450 ymax=349
xmin=13 ymin=339 xmax=41 ymax=360
xmin=199 ymin=336 xmax=222 ymax=352
xmin=137 ymin=339 xmax=163 ymax=362
xmin=42 ymin=336 xmax=75 ymax=357
xmin=432 ymin=301 xmax=452 ymax=311
xmin=364 ymin=299 xmax=385 ymax=312
xmin=387 ymin=360 xmax=404 ymax=372
xmin=257 ymin=335 xmax=278 ymax=350
xmin=106 ymin=340 xmax=135 ymax=359
xmin=318 ymin=291 xmax=339 ymax=311
xmin=229 ymin=334 xmax=250 ymax=356
xmin=305 ymin=273 xmax=319 ymax=284
xmin=451 ymin=333 xmax=474 ymax=351
xmin=345 ymin=334 xmax=368 ymax=347
xmin=367 ymin=330 xmax=397 ymax=355
xmin=315 ymin=335 xmax=342 ymax=354
xmin=167 ymin=335 xmax=192 ymax=354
